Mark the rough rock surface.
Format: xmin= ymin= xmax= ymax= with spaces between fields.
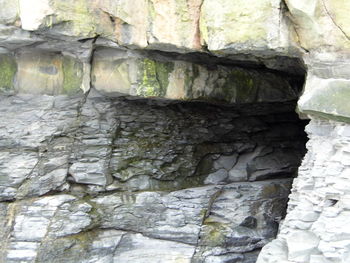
xmin=0 ymin=90 xmax=306 ymax=262
xmin=0 ymin=0 xmax=350 ymax=262
xmin=257 ymin=119 xmax=350 ymax=263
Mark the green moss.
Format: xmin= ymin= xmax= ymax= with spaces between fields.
xmin=137 ymin=58 xmax=173 ymax=97
xmin=36 ymin=229 xmax=99 ymax=262
xmin=261 ymin=184 xmax=280 ymax=198
xmin=155 ymin=60 xmax=173 ymax=92
xmin=65 ymin=229 xmax=98 ymax=249
xmin=201 ymin=222 xmax=228 ymax=247
xmin=62 ymin=56 xmax=83 ymax=95
xmin=0 ymin=55 xmax=17 ymax=93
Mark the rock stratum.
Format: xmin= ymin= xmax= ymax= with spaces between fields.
xmin=0 ymin=1 xmax=349 ymax=263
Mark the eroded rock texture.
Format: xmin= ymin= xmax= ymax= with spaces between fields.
xmin=0 ymin=0 xmax=350 ymax=262
xmin=0 ymin=90 xmax=307 ymax=262
xmin=258 ymin=119 xmax=350 ymax=263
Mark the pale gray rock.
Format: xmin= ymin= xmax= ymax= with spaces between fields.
xmin=259 ymin=119 xmax=350 ymax=263
xmin=0 ymin=152 xmax=38 ymax=200
xmin=69 ymin=161 xmax=109 ymax=186
xmin=113 ymin=233 xmax=195 ymax=263
xmin=0 ymin=0 xmax=18 ymax=24
xmin=204 ymin=169 xmax=228 ymax=185
xmin=286 ymin=230 xmax=320 ymax=262
xmin=257 ymin=239 xmax=289 ymax=263
xmin=92 ymin=185 xmax=218 ymax=245
xmin=48 ymin=202 xmax=93 ymax=238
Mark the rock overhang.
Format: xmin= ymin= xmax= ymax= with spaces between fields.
xmin=0 ymin=46 xmax=306 ymax=106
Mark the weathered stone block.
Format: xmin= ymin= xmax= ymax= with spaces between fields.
xmin=92 ymin=48 xmax=298 ymax=103
xmin=298 ymin=74 xmax=350 ymax=122
xmin=15 ymin=51 xmax=83 ymax=95
xmin=200 ymin=0 xmax=294 ymax=55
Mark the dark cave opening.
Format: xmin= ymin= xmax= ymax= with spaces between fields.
xmin=0 ymin=47 xmax=310 ymax=262
xmin=105 ymin=96 xmax=309 ymax=192
xmin=82 ymin=89 xmax=309 ymax=261
xmin=74 ymin=49 xmax=309 ymax=260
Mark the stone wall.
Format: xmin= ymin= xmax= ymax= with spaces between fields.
xmin=0 ymin=90 xmax=306 ymax=262
xmin=0 ymin=0 xmax=350 ymax=262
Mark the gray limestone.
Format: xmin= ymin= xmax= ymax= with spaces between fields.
xmin=0 ymin=90 xmax=306 ymax=262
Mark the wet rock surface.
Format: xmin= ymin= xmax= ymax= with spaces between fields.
xmin=0 ymin=90 xmax=307 ymax=262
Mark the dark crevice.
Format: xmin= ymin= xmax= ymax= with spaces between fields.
xmin=138 ymin=48 xmax=307 ymax=77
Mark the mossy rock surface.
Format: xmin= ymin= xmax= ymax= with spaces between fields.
xmin=62 ymin=56 xmax=84 ymax=95
xmin=0 ymin=54 xmax=17 ymax=93
xmin=137 ymin=58 xmax=174 ymax=97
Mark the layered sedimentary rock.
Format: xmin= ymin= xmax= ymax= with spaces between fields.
xmin=0 ymin=89 xmax=306 ymax=262
xmin=0 ymin=0 xmax=350 ymax=263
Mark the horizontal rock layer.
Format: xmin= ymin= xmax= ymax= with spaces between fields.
xmin=0 ymin=90 xmax=307 ymax=262
xmin=0 ymin=48 xmax=303 ymax=103
xmin=0 ymin=0 xmax=349 ymax=122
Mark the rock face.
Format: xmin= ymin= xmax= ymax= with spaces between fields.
xmin=0 ymin=89 xmax=306 ymax=262
xmin=0 ymin=0 xmax=350 ymax=263
xmin=257 ymin=119 xmax=350 ymax=263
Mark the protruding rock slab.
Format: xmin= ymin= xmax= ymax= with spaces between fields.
xmin=17 ymin=0 xmax=203 ymax=52
xmin=92 ymin=48 xmax=298 ymax=104
xmin=298 ymin=55 xmax=350 ymax=123
xmin=298 ymin=74 xmax=350 ymax=122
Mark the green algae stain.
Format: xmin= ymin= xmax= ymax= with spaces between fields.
xmin=201 ymin=221 xmax=228 ymax=247
xmin=155 ymin=60 xmax=174 ymax=91
xmin=62 ymin=56 xmax=83 ymax=95
xmin=0 ymin=55 xmax=17 ymax=93
xmin=137 ymin=58 xmax=174 ymax=97
xmin=220 ymin=69 xmax=257 ymax=103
